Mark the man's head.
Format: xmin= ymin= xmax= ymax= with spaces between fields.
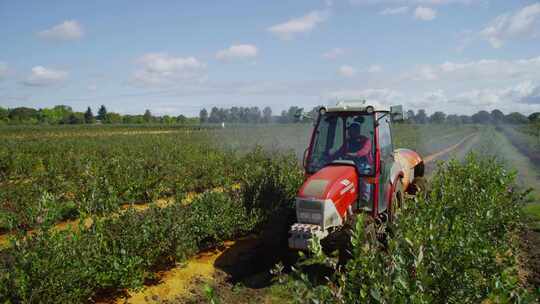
xmin=348 ymin=123 xmax=361 ymax=139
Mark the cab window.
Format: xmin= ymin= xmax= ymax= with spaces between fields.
xmin=378 ymin=114 xmax=392 ymax=157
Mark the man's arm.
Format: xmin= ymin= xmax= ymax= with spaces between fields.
xmin=347 ymin=138 xmax=371 ymax=157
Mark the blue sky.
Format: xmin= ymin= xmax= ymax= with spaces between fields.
xmin=1 ymin=0 xmax=540 ymax=116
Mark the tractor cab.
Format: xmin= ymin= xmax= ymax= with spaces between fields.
xmin=303 ymin=103 xmax=395 ymax=214
xmin=289 ymin=101 xmax=422 ymax=250
xmin=306 ymin=111 xmax=376 ymax=180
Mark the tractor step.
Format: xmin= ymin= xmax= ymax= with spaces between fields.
xmin=288 ymin=223 xmax=328 ymax=250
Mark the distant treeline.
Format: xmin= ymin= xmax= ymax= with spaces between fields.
xmin=200 ymin=106 xmax=540 ymax=125
xmin=0 ymin=105 xmax=197 ymax=125
xmin=404 ymin=109 xmax=540 ymax=124
xmin=199 ymin=106 xmax=309 ymax=124
xmin=1 ymin=104 xmax=539 ymax=125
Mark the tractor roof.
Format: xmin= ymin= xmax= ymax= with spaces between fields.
xmin=323 ymin=100 xmax=389 ymax=113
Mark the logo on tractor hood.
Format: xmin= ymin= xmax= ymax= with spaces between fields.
xmin=340 ymin=179 xmax=355 ymax=195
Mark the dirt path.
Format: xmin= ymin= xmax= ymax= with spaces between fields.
xmin=423 ymin=132 xmax=478 ymax=164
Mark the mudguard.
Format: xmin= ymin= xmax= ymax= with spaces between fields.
xmin=392 ymin=148 xmax=423 ymax=191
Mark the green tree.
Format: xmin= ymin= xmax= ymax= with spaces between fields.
xmin=406 ymin=110 xmax=415 ymax=123
xmin=446 ymin=114 xmax=461 ymax=124
xmin=103 ymin=112 xmax=122 ymax=124
xmin=247 ymin=107 xmax=261 ymax=124
xmin=505 ymin=112 xmax=528 ymax=124
xmin=0 ymin=107 xmax=8 ymax=124
xmin=97 ymin=105 xmax=107 ymax=121
xmin=40 ymin=105 xmax=73 ymax=124
xmin=199 ymin=108 xmax=208 ymax=123
xmin=84 ymin=107 xmax=95 ymax=124
xmin=459 ymin=115 xmax=472 ymax=124
xmin=67 ymin=112 xmax=85 ymax=124
xmin=415 ymin=109 xmax=428 ymax=124
xmin=143 ymin=109 xmax=153 ymax=123
xmin=122 ymin=115 xmax=143 ymax=124
xmin=472 ymin=111 xmax=491 ymax=124
xmin=262 ymin=106 xmax=272 ymax=123
xmin=490 ymin=109 xmax=505 ymax=124
xmin=528 ymin=112 xmax=540 ymax=123
xmin=160 ymin=115 xmax=175 ymax=124
xmin=176 ymin=114 xmax=187 ymax=124
xmin=208 ymin=107 xmax=220 ymax=123
xmin=8 ymin=107 xmax=40 ymax=124
xmin=429 ymin=111 xmax=446 ymax=124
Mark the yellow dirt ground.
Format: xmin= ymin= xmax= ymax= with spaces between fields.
xmin=107 ymin=243 xmax=234 ymax=304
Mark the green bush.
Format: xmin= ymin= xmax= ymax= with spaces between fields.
xmin=0 ymin=148 xmax=302 ymax=303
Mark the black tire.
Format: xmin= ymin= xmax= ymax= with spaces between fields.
xmin=414 ymin=162 xmax=425 ymax=177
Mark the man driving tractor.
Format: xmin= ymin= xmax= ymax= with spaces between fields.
xmin=327 ymin=121 xmax=374 ymax=204
xmin=343 ymin=122 xmax=373 ymax=163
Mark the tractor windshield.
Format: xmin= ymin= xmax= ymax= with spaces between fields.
xmin=306 ymin=112 xmax=375 ymax=175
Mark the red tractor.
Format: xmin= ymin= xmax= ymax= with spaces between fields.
xmin=288 ymin=102 xmax=424 ymax=250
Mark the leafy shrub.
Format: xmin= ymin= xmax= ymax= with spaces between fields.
xmin=0 ymin=149 xmax=302 ymax=303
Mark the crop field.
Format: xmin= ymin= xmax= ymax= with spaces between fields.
xmin=0 ymin=123 xmax=538 ymax=303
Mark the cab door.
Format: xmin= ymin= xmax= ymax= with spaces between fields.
xmin=377 ymin=114 xmax=393 ymax=213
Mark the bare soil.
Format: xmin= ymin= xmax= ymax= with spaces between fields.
xmin=521 ymin=228 xmax=540 ymax=290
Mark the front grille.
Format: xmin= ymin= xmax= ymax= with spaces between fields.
xmin=297 ymin=199 xmax=322 ymax=210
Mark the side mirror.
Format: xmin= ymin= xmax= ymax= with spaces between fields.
xmin=390 ymin=105 xmax=407 ymax=121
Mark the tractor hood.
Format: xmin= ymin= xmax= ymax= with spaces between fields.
xmin=297 ymin=165 xmax=358 ymax=220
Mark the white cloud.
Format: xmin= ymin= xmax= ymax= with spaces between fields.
xmin=23 ymin=66 xmax=68 ymax=86
xmin=504 ymin=81 xmax=540 ymax=105
xmin=405 ymin=65 xmax=438 ymax=80
xmin=414 ymin=6 xmax=437 ymax=20
xmin=450 ymin=89 xmax=502 ymax=106
xmin=268 ymin=10 xmax=328 ymax=40
xmin=131 ymin=53 xmax=206 ymax=87
xmin=367 ymin=65 xmax=383 ymax=73
xmin=37 ymin=20 xmax=83 ymax=41
xmin=216 ymin=44 xmax=258 ymax=61
xmin=323 ymin=48 xmax=345 ymax=59
xmin=480 ymin=3 xmax=540 ymax=48
xmin=447 ymin=81 xmax=540 ymax=108
xmin=338 ymin=65 xmax=356 ymax=77
xmin=0 ymin=62 xmax=8 ymax=80
xmin=351 ymin=0 xmax=478 ymax=5
xmin=380 ymin=6 xmax=409 ymax=15
xmin=404 ymin=56 xmax=540 ymax=82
